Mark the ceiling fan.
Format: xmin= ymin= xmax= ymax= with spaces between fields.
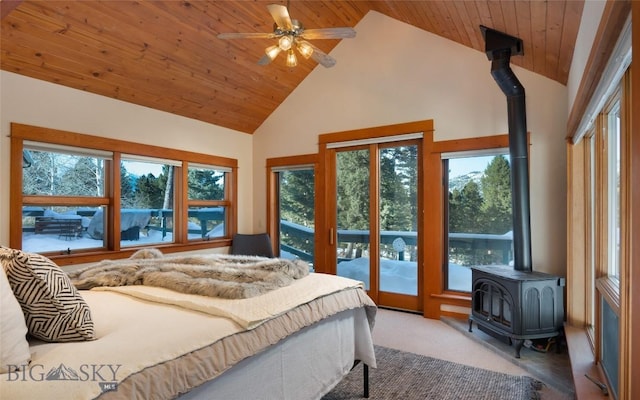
xmin=217 ymin=3 xmax=356 ymax=68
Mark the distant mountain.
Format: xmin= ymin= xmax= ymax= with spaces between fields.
xmin=46 ymin=364 xmax=80 ymax=381
xmin=449 ymin=171 xmax=484 ymax=193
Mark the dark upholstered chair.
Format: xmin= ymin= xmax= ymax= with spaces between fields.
xmin=230 ymin=233 xmax=274 ymax=258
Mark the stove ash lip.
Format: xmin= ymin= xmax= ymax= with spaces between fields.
xmin=480 ymin=25 xmax=533 ymax=273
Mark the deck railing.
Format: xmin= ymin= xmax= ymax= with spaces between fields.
xmin=279 ymin=220 xmax=513 ymax=265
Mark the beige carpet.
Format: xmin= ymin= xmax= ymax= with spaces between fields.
xmin=371 ymin=309 xmax=574 ymax=400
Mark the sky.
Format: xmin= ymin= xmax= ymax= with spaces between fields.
xmin=122 ymin=160 xmax=164 ymax=177
xmin=448 ymin=154 xmax=510 ymax=178
xmin=122 ymin=153 xmax=506 ymax=180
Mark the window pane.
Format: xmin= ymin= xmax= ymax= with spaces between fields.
xmin=607 ymin=103 xmax=621 ymax=281
xmin=336 ymin=149 xmax=371 ymax=289
xmin=278 ymin=169 xmax=315 ymax=265
xmin=379 ymin=145 xmax=418 ymax=295
xmin=22 ymin=206 xmax=106 ymax=253
xmin=22 ymin=149 xmax=105 ymax=196
xmin=121 ymin=159 xmax=174 ymax=246
xmin=587 ymin=134 xmax=597 ymax=329
xmin=188 ymin=166 xmax=225 ymax=201
xmin=187 ymin=207 xmax=226 ymax=239
xmin=445 ymin=154 xmax=513 ymax=292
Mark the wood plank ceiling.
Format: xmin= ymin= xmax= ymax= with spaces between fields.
xmin=1 ymin=1 xmax=584 ymax=134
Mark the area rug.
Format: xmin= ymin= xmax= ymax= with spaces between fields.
xmin=323 ymin=346 xmax=543 ymax=400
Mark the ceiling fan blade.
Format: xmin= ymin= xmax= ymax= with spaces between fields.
xmin=217 ymin=32 xmax=276 ymax=39
xmin=305 ymin=42 xmax=336 ymax=68
xmin=301 ymin=27 xmax=356 ymax=40
xmin=267 ymin=4 xmax=293 ymax=30
xmin=257 ymin=54 xmax=273 ymax=66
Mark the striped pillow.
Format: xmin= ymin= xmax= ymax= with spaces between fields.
xmin=0 ymin=247 xmax=95 ymax=342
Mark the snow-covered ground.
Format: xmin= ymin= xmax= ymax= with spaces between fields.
xmin=337 ymin=257 xmax=472 ymax=294
xmin=21 ymin=222 xmax=224 ymax=254
xmin=22 ymin=231 xmax=472 ymax=294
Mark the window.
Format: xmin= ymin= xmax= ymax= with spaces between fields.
xmin=443 ymin=151 xmax=512 ymax=292
xmin=21 ymin=143 xmax=110 ymax=253
xmin=571 ymin=71 xmax=628 ymax=397
xmin=275 ymin=167 xmax=315 ymax=264
xmin=10 ymin=123 xmax=238 ymax=264
xmin=605 ymin=100 xmax=621 ymax=282
xmin=119 ymin=157 xmax=176 ymax=247
xmin=266 ymin=154 xmax=317 ymax=267
xmin=186 ymin=164 xmax=230 ymax=240
xmin=596 ymin=87 xmax=625 ymax=399
xmin=585 ymin=129 xmax=597 ymax=338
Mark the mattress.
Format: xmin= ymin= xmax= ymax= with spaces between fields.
xmin=0 ymin=273 xmax=376 ymax=400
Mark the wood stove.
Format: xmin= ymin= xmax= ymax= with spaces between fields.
xmin=469 ymin=265 xmax=565 ymax=358
xmin=467 ymin=27 xmax=565 ymax=358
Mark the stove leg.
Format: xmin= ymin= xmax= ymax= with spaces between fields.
xmin=513 ymin=339 xmax=523 ymax=358
xmin=468 ymin=318 xmax=473 ymax=332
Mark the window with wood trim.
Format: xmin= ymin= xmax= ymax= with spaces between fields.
xmin=10 ymin=123 xmax=237 ymax=265
xmin=572 ymin=70 xmax=628 ymax=399
xmin=266 ymin=155 xmax=317 ymax=267
xmin=443 ymin=149 xmax=512 ymax=293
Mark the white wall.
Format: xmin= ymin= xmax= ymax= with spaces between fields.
xmin=253 ymin=11 xmax=569 ymax=277
xmin=0 ymin=71 xmax=254 ymax=246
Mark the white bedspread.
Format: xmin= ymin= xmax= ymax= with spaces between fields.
xmin=0 ymin=273 xmax=376 ymax=400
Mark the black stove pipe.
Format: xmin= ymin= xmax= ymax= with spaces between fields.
xmin=480 ymin=25 xmax=532 ymax=272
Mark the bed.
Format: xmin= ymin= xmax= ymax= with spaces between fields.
xmin=0 ymin=248 xmax=377 ymax=400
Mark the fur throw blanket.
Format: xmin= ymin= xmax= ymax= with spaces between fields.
xmin=67 ymin=248 xmax=310 ymax=299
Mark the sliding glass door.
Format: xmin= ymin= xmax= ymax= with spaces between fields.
xmin=334 ymin=141 xmax=420 ymax=310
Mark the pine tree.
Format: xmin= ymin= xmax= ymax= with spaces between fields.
xmin=188 ymin=168 xmax=223 ymax=201
xmin=278 ymin=169 xmax=315 ymax=256
xmin=379 ymin=147 xmax=414 ymax=232
xmin=336 ymin=149 xmax=370 ymax=231
xmin=134 ymin=173 xmax=164 ymax=209
xmin=336 ymin=149 xmax=370 ymax=258
xmin=449 ymin=181 xmax=483 ymax=233
xmin=279 ymin=169 xmax=314 ymax=227
xmin=480 ymin=155 xmax=512 ymax=234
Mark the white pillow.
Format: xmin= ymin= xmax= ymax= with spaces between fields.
xmin=0 ymin=267 xmax=31 ymax=374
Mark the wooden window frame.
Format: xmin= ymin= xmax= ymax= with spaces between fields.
xmin=265 ymin=154 xmax=319 ymax=261
xmin=568 ymin=69 xmax=629 ymax=398
xmin=10 ymin=123 xmax=238 ymax=266
xmin=425 ymin=134 xmax=511 ymax=318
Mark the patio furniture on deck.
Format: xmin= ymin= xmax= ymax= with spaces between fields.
xmin=34 ymin=216 xmax=83 ymax=240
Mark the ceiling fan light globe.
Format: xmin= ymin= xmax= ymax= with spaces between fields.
xmin=278 ymin=35 xmax=293 ymax=51
xmin=265 ymin=45 xmax=282 ymax=60
xmin=297 ymin=41 xmax=314 ymax=59
xmin=286 ymin=50 xmax=297 ymax=67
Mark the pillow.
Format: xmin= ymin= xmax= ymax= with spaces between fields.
xmin=0 ymin=247 xmax=95 ymax=342
xmin=0 ymin=267 xmax=31 ymax=373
